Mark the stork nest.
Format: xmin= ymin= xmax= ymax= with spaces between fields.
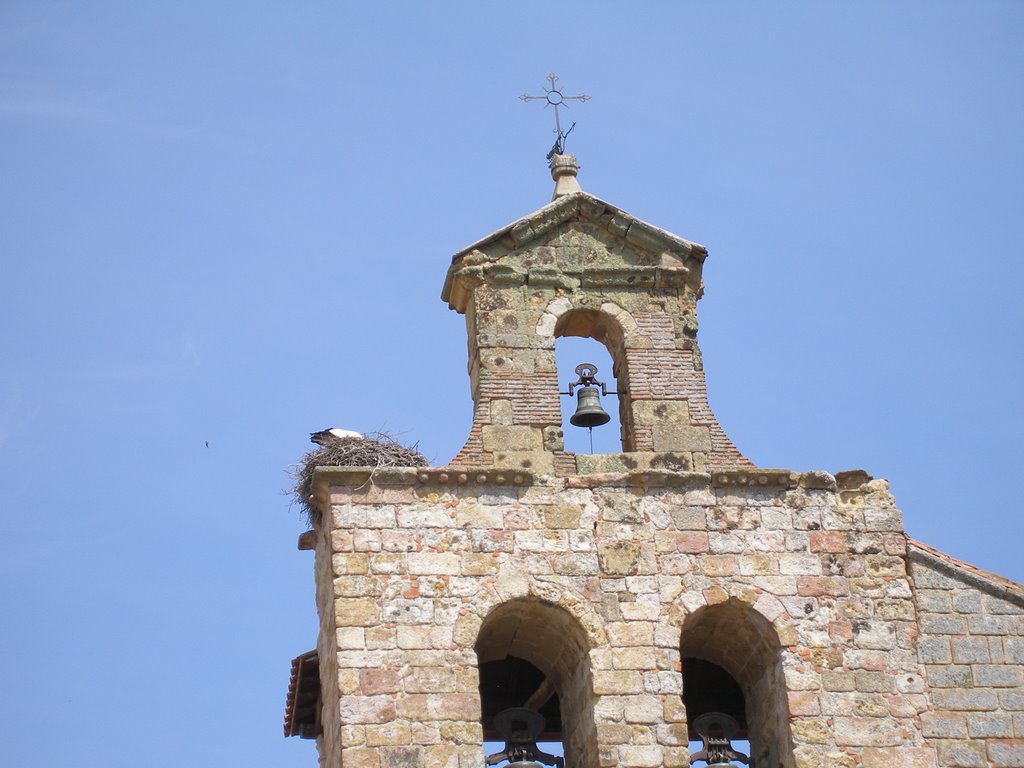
xmin=291 ymin=432 xmax=428 ymax=522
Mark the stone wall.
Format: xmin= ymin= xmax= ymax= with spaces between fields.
xmin=910 ymin=542 xmax=1024 ymax=767
xmin=310 ymin=465 xmax=939 ymax=768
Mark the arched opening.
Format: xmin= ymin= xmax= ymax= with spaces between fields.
xmin=475 ymin=599 xmax=597 ymax=768
xmin=680 ymin=600 xmax=793 ymax=768
xmin=554 ymin=309 xmax=629 ymax=454
xmin=555 ymin=337 xmax=621 ymax=454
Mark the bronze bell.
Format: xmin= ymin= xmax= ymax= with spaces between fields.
xmin=570 ymin=385 xmax=611 ymax=428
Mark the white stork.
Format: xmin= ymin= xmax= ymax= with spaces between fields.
xmin=310 ymin=428 xmax=364 ymax=445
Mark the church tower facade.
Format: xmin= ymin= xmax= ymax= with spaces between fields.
xmin=290 ymin=156 xmax=1024 ymax=768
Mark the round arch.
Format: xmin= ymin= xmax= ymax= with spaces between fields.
xmin=678 ymin=597 xmax=795 ymax=768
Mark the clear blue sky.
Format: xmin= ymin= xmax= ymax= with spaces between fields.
xmin=1 ymin=2 xmax=1021 ymax=766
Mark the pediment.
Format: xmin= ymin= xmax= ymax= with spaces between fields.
xmin=442 ymin=192 xmax=707 ymax=313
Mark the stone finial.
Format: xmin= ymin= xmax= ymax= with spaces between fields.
xmin=550 ymin=153 xmax=582 ymax=199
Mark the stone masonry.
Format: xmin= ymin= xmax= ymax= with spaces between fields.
xmin=296 ymin=156 xmax=1024 ymax=768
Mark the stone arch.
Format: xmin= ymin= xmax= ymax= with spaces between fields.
xmin=535 ymin=297 xmax=636 ymax=364
xmin=678 ymin=597 xmax=795 ymax=768
xmin=475 ymin=596 xmax=599 ymax=768
xmin=468 ymin=576 xmax=609 ymax=651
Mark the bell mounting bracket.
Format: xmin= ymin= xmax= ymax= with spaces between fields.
xmin=560 ymin=362 xmax=623 ymax=397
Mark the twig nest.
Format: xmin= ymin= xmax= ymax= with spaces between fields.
xmin=291 ymin=432 xmax=428 ymax=521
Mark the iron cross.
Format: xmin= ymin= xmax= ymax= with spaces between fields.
xmin=520 ymin=73 xmax=590 ymax=143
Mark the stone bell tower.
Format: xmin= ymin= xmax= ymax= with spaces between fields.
xmin=288 ymin=153 xmax=1024 ymax=768
xmin=441 ymin=154 xmax=746 ymax=476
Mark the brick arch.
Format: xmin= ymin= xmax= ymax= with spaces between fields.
xmin=537 ymin=299 xmax=636 ymax=452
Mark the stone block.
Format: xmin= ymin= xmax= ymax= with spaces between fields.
xmin=952 ymin=636 xmax=990 ymax=664
xmin=404 ymin=666 xmax=457 ymax=693
xmin=338 ymin=694 xmax=397 ymax=725
xmin=855 ymin=671 xmax=895 ymax=693
xmin=985 ymin=595 xmax=1024 ymax=615
xmin=968 ymin=614 xmax=1017 ymax=635
xmin=926 ymin=664 xmax=973 ymax=688
xmin=461 ymin=553 xmax=499 ymax=576
xmin=382 ymin=598 xmax=434 ymax=624
xmin=860 ymin=747 xmax=938 ymax=768
xmin=611 ymin=646 xmax=657 ymax=670
xmin=593 ymin=670 xmax=643 ymax=695
xmin=698 ymin=555 xmax=738 ymax=576
xmin=333 ymin=553 xmax=371 ymax=576
xmin=616 ymin=745 xmax=663 ymax=768
xmin=408 ymin=553 xmax=461 ymax=575
xmin=623 ymin=695 xmax=662 ymax=723
xmin=911 ymin=563 xmax=962 ymax=590
xmin=809 ymin=530 xmax=847 ymax=552
xmin=936 ymin=740 xmax=988 ymax=768
xmin=919 ymin=614 xmax=968 ymax=635
xmin=952 ymin=589 xmax=984 ymax=613
xmin=365 ymin=722 xmax=413 ymax=747
xmin=932 ymin=688 xmax=999 ymax=711
xmin=1005 ymin=637 xmax=1024 ymax=663
xmin=598 ymin=540 xmax=643 ymax=576
xmin=738 ymin=553 xmax=778 ymax=575
xmin=797 ymin=576 xmax=849 ymax=596
xmin=423 ymin=745 xmax=460 ymax=768
xmin=832 ymin=715 xmax=902 ymax=746
xmin=336 ymin=627 xmax=367 ymax=649
xmin=379 ymin=746 xmax=423 ymax=768
xmin=922 ymin=711 xmax=968 ymax=738
xmin=607 ymin=621 xmax=654 ymax=646
xmin=670 ymin=506 xmax=706 ymax=529
xmin=335 ymin=598 xmax=381 ymax=627
xmin=989 ymin=739 xmax=1024 ymax=767
xmin=341 ymin=747 xmax=381 ymax=768
xmin=652 ymin=423 xmax=711 ymax=452
xmin=543 ymin=501 xmax=582 ymax=528
xmin=967 ymin=712 xmax=1013 ymax=738
xmin=974 ymin=664 xmax=1023 ymax=687
xmin=790 ymin=717 xmax=832 ymax=744
xmin=863 ymin=507 xmax=904 ymax=531
xmin=852 ymin=620 xmax=897 ymax=650
xmin=675 ymin=531 xmax=709 ymax=553
xmin=481 ymin=425 xmax=542 ymax=452
xmin=360 ymin=668 xmax=401 ymax=695
xmin=369 ymin=553 xmax=409 ymax=574
xmin=455 ymin=503 xmax=503 ymax=529
xmin=822 ymin=670 xmax=857 ymax=691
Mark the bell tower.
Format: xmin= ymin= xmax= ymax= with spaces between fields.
xmin=442 ymin=154 xmax=748 ymax=476
xmin=293 ymin=151 xmax=955 ymax=768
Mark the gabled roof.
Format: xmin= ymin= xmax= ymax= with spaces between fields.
xmin=441 ymin=191 xmax=708 ymax=310
xmin=909 ymin=539 xmax=1024 ymax=605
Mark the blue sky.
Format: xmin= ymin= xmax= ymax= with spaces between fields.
xmin=1 ymin=2 xmax=1021 ymax=766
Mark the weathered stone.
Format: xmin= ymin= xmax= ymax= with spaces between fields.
xmin=298 ymin=185 xmax=1024 ymax=768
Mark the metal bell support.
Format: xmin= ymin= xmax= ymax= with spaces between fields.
xmin=485 ymin=708 xmax=564 ymax=768
xmin=688 ymin=712 xmax=750 ymax=767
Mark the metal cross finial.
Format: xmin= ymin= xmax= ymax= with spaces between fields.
xmin=520 ymin=73 xmax=590 ymax=155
